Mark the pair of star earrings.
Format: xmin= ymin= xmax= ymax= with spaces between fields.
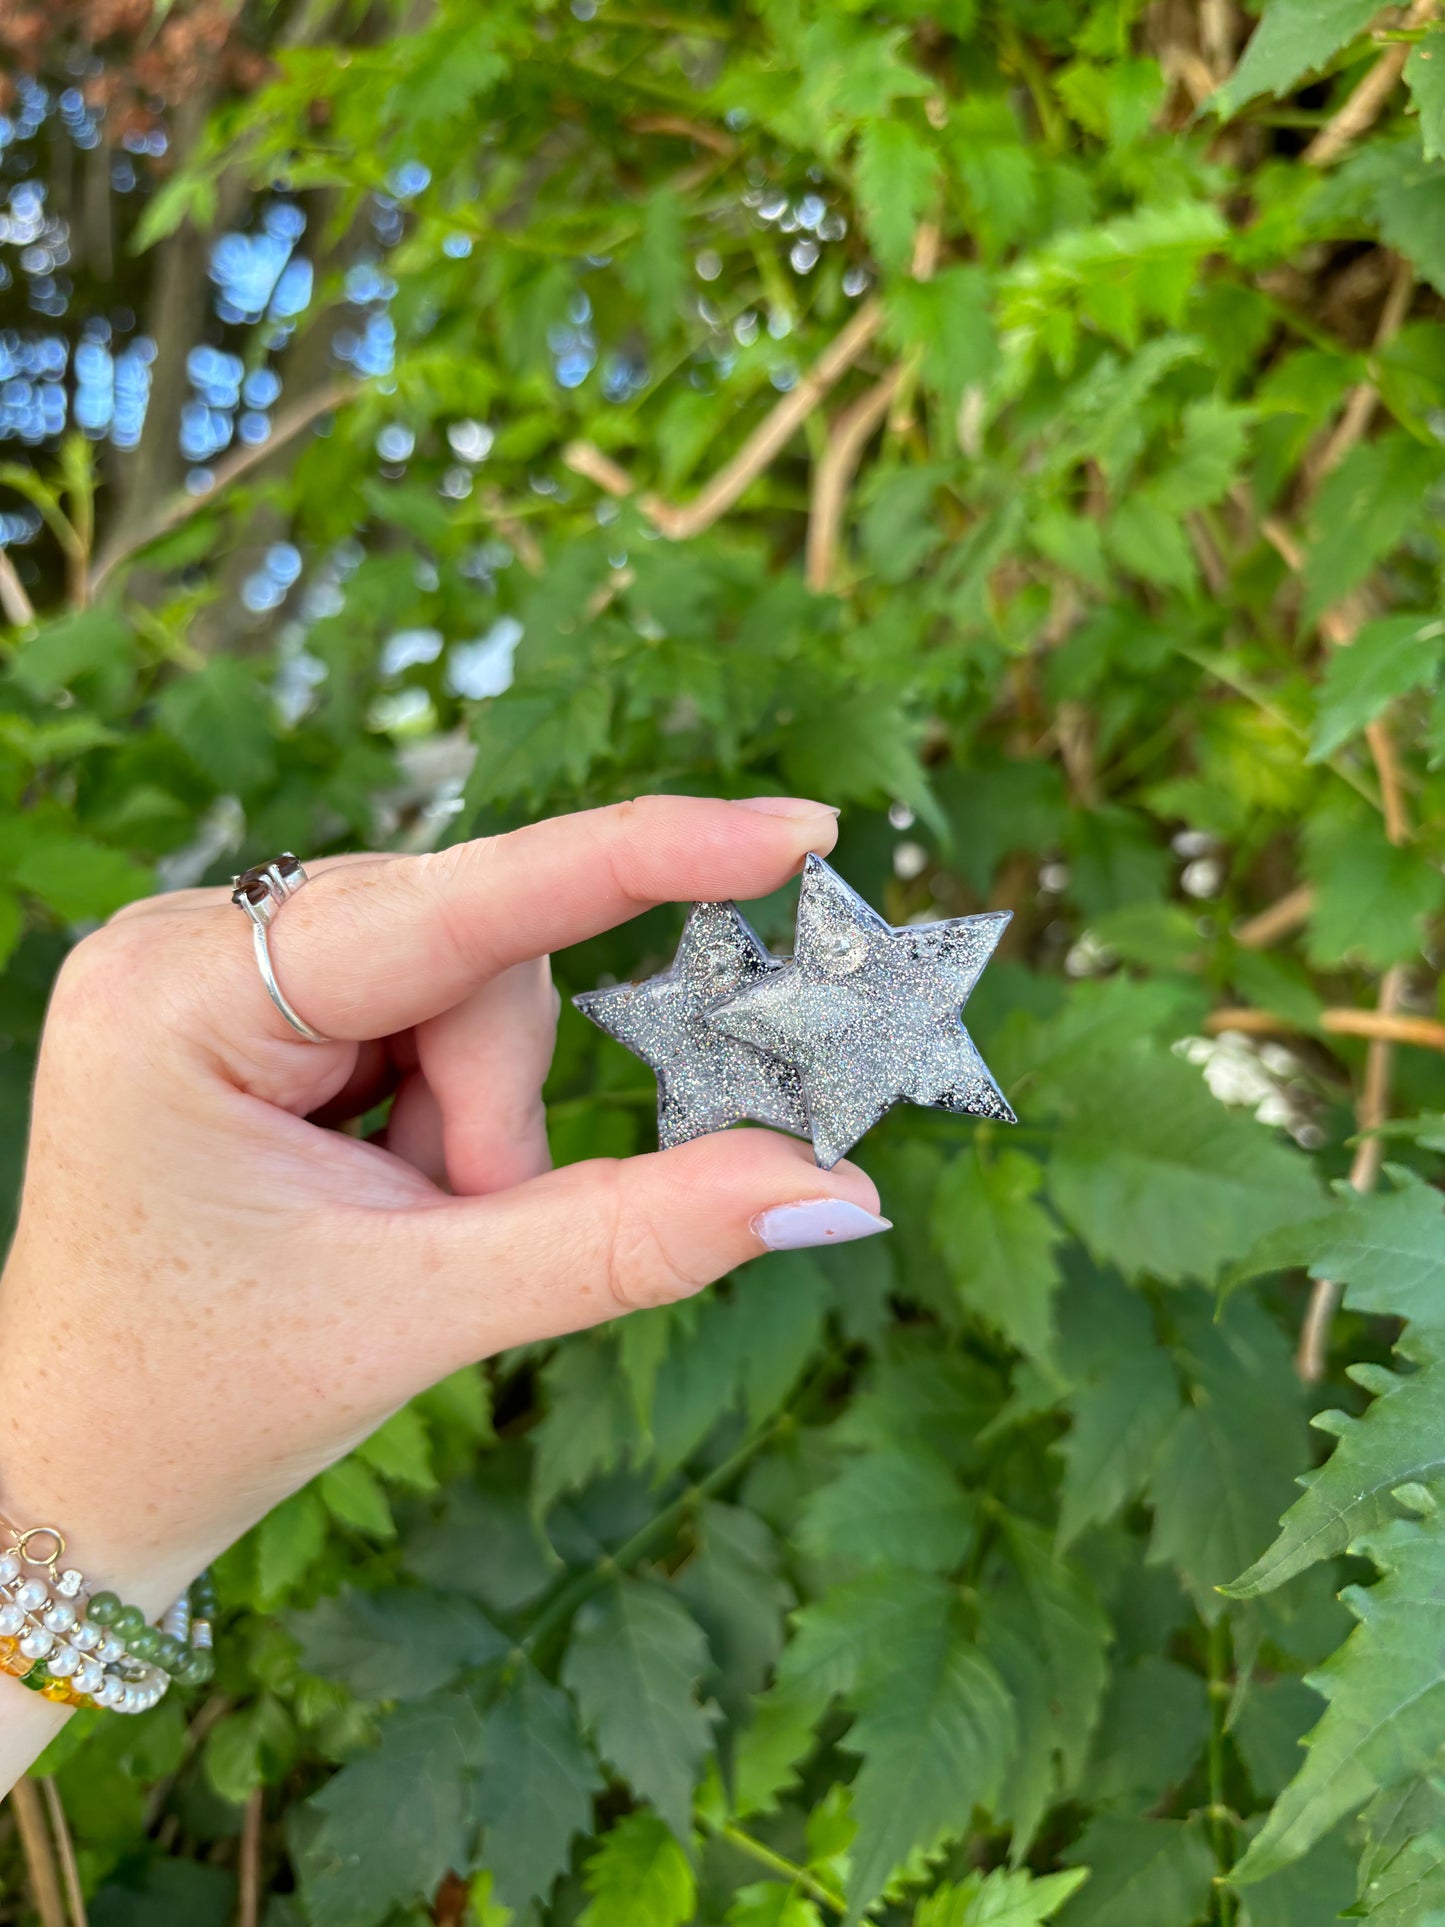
xmin=575 ymin=853 xmax=1016 ymax=1171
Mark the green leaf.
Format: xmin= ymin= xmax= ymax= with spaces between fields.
xmin=799 ymin=1441 xmax=975 ymax=1572
xmin=531 ymin=1337 xmax=639 ymax=1515
xmin=1085 ymin=1656 xmax=1210 ymax=1807
xmin=474 ymin=1665 xmax=602 ymax=1913
xmin=562 ymin=1576 xmax=715 ymax=1840
xmin=1230 ymin=1179 xmax=1445 ymax=1345
xmin=1304 ymin=794 xmax=1443 ymax=970
xmin=1227 ymin=1357 xmax=1445 ymax=1598
xmin=1213 ymin=0 xmax=1386 ymax=115
xmin=915 ymin=1867 xmax=1091 ymax=1927
xmin=1045 ymin=1044 xmax=1321 ymax=1285
xmin=1406 ymin=28 xmax=1445 ymax=161
xmin=8 ymin=607 xmax=135 ymax=697
xmin=673 ymin=1501 xmax=792 ymax=1719
xmin=726 ymin=1883 xmax=824 ymax=1927
xmin=1302 ymin=435 xmax=1445 ymax=621
xmin=2 ymin=825 xmax=150 ymax=921
xmin=320 ymin=1458 xmax=396 ymax=1540
xmin=854 ymin=118 xmax=942 ymax=274
xmin=933 ymin=1147 xmax=1064 ymax=1371
xmin=777 ymin=1569 xmax=957 ymax=1705
xmin=1055 ymin=1276 xmax=1181 ymax=1549
xmin=255 ymin=1487 xmax=328 ymax=1607
xmin=1234 ymin=1508 xmax=1445 ymax=1883
xmin=844 ymin=1632 xmax=1017 ymax=1923
xmin=291 ymin=1587 xmax=507 ymax=1700
xmin=156 ymin=656 xmax=278 ymax=793
xmin=624 ymin=190 xmax=687 ymax=341
xmin=731 ymin=1259 xmax=828 ymax=1427
xmin=1058 ymin=1816 xmax=1215 ymax=1927
xmin=294 ymin=1698 xmax=479 ymax=1927
xmin=580 ymin=1811 xmax=695 ymax=1927
xmin=1310 ymin=614 xmax=1445 ymax=760
xmin=356 ymin=1405 xmax=437 ymax=1491
xmin=885 ymin=266 xmax=997 ymax=407
xmin=1148 ymin=1296 xmax=1308 ymax=1617
xmin=464 ymin=681 xmax=612 ymax=814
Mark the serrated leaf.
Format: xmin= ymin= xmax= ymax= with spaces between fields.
xmin=1214 ymin=0 xmax=1385 ymax=115
xmin=1227 ymin=1358 xmax=1445 ymax=1598
xmin=562 ymin=1576 xmax=715 ymax=1840
xmin=1304 ymin=793 xmax=1443 ymax=969
xmin=291 ymin=1587 xmax=507 ymax=1700
xmin=915 ymin=1866 xmax=1091 ymax=1927
xmin=731 ymin=1259 xmax=828 ymax=1428
xmin=933 ymin=1147 xmax=1064 ymax=1371
xmin=256 ymin=1487 xmax=328 ymax=1607
xmin=1310 ymin=614 xmax=1445 ymax=760
xmin=1149 ymin=1295 xmax=1307 ymax=1617
xmin=726 ymin=1882 xmax=824 ymax=1927
xmin=294 ymin=1698 xmax=479 ymax=1927
xmin=1407 ymin=29 xmax=1445 ymax=161
xmin=624 ymin=190 xmax=687 ymax=341
xmin=474 ymin=1665 xmax=602 ymax=1913
xmin=580 ymin=1811 xmax=695 ymax=1927
xmin=1087 ymin=1656 xmax=1210 ymax=1808
xmin=1234 ymin=1510 xmax=1445 ymax=1883
xmin=1059 ymin=1815 xmax=1214 ymax=1927
xmin=673 ymin=1502 xmax=792 ymax=1721
xmin=1046 ymin=1045 xmax=1321 ymax=1284
xmin=157 ymin=656 xmax=277 ymax=793
xmin=799 ymin=1442 xmax=976 ymax=1572
xmin=844 ymin=1634 xmax=1017 ymax=1923
xmin=1302 ymin=435 xmax=1445 ymax=621
xmin=854 ymin=117 xmax=942 ymax=276
xmin=321 ymin=1457 xmax=395 ymax=1540
xmin=1229 ymin=1180 xmax=1445 ymax=1343
xmin=777 ymin=1569 xmax=957 ymax=1705
xmin=531 ymin=1338 xmax=639 ymax=1516
xmin=1055 ymin=1277 xmax=1181 ymax=1548
xmin=356 ymin=1404 xmax=437 ymax=1491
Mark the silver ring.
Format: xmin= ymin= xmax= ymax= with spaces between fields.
xmin=230 ymin=854 xmax=332 ymax=1044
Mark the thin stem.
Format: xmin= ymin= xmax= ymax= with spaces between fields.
xmin=9 ymin=1777 xmax=67 ymax=1927
xmin=40 ymin=1777 xmax=86 ymax=1927
xmin=520 ymin=1408 xmax=794 ymax=1660
xmin=703 ymin=1815 xmax=847 ymax=1916
xmin=1207 ymin=1618 xmax=1237 ymax=1926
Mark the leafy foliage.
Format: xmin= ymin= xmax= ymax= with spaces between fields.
xmin=5 ymin=0 xmax=1445 ymax=1923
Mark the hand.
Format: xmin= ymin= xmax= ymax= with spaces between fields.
xmin=0 ymin=796 xmax=885 ymax=1775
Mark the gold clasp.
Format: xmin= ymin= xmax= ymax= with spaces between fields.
xmin=14 ymin=1525 xmax=65 ymax=1569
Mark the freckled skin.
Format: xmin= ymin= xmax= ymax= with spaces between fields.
xmin=0 ymin=799 xmax=884 ymax=1794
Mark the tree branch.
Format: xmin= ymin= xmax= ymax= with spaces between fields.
xmin=1306 ymin=252 xmax=1415 ymax=489
xmin=1303 ymin=2 xmax=1437 ymax=166
xmin=1205 ymin=998 xmax=1445 ymax=1052
xmin=89 ymin=379 xmax=356 ymax=599
xmin=1297 ymin=964 xmax=1408 ymax=1381
xmin=40 ymin=1777 xmax=86 ymax=1927
xmin=1233 ymin=883 xmax=1316 ymax=949
xmin=567 ymin=297 xmax=885 ymax=540
xmin=804 ymin=365 xmax=903 ymax=592
xmin=0 ymin=548 xmax=37 ymax=627
xmin=9 ymin=1778 xmax=67 ymax=1927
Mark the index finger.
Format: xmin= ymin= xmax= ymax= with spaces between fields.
xmin=265 ymin=794 xmax=839 ymax=1040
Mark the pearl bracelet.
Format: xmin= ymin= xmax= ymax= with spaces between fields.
xmin=0 ymin=1516 xmax=216 ymax=1715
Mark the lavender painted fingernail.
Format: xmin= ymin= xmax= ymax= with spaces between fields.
xmin=752 ymin=1199 xmax=892 ymax=1251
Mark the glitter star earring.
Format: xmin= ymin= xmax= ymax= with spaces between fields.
xmin=708 ymin=853 xmax=1015 ymax=1169
xmin=572 ymin=899 xmax=809 ymax=1149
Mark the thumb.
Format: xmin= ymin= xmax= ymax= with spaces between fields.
xmin=413 ymin=1131 xmax=889 ymax=1363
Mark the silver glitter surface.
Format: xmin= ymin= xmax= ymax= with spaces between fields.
xmin=708 ymin=853 xmax=1015 ymax=1169
xmin=573 ymin=900 xmax=809 ymax=1150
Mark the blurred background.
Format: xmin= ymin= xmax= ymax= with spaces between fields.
xmin=2 ymin=2 xmax=1445 ymax=1925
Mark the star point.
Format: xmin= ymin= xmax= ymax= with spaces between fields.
xmin=573 ymin=900 xmax=808 ymax=1150
xmin=708 ymin=855 xmax=1014 ymax=1168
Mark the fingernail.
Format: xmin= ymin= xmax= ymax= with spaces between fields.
xmin=752 ymin=1199 xmax=892 ymax=1251
xmin=732 ymin=796 xmax=841 ymax=820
